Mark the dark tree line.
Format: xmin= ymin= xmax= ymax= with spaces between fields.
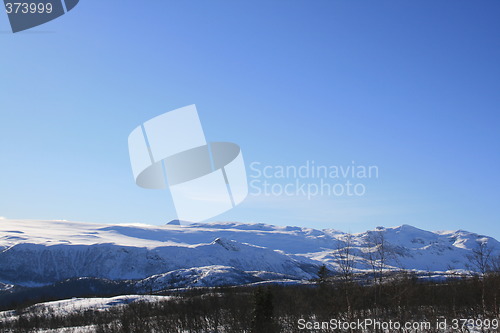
xmin=2 ymin=272 xmax=500 ymax=332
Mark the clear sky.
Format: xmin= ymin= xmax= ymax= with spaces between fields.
xmin=0 ymin=1 xmax=499 ymax=237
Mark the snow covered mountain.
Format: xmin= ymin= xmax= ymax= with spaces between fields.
xmin=0 ymin=218 xmax=498 ymax=292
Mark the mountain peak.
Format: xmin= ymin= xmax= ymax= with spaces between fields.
xmin=166 ymin=220 xmax=181 ymax=226
xmin=212 ymin=237 xmax=240 ymax=251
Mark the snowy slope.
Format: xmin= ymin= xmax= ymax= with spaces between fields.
xmin=0 ymin=238 xmax=313 ymax=284
xmin=0 ymin=218 xmax=498 ymax=288
xmin=136 ymin=265 xmax=260 ymax=291
xmin=0 ymin=294 xmax=173 ymax=323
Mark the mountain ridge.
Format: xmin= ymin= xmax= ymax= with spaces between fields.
xmin=0 ymin=218 xmax=498 ymax=289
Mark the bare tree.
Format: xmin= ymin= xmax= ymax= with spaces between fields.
xmin=468 ymin=239 xmax=494 ymax=276
xmin=488 ymin=255 xmax=500 ymax=273
xmin=363 ymin=230 xmax=392 ymax=315
xmin=335 ymin=233 xmax=355 ymax=328
xmin=365 ymin=230 xmax=390 ymax=286
xmin=336 ymin=233 xmax=355 ymax=284
xmin=467 ymin=239 xmax=495 ymax=314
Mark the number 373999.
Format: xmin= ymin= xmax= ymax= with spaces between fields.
xmin=5 ymin=2 xmax=53 ymax=14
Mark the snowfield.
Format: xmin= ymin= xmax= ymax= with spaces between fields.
xmin=0 ymin=294 xmax=172 ymax=319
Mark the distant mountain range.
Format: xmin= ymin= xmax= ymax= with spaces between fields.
xmin=0 ymin=218 xmax=498 ymax=307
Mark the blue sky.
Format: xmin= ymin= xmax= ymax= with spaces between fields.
xmin=0 ymin=0 xmax=499 ymax=237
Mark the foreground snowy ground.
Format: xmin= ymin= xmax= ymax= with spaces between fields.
xmin=0 ymin=295 xmax=172 ymax=321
